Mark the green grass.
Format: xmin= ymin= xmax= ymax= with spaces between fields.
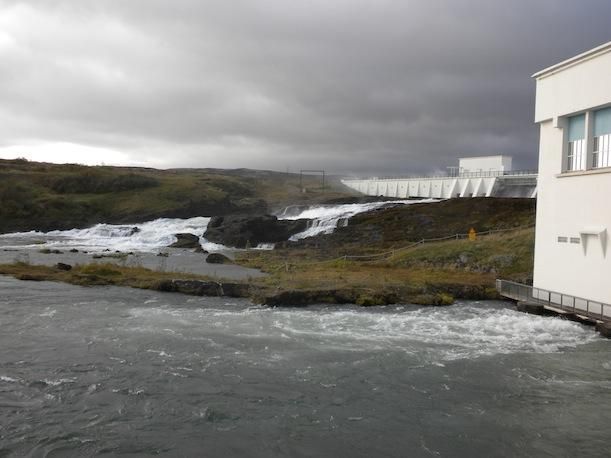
xmin=234 ymin=228 xmax=535 ymax=304
xmin=389 ymin=228 xmax=535 ymax=280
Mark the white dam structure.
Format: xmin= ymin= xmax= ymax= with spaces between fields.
xmin=342 ymin=155 xmax=537 ymax=199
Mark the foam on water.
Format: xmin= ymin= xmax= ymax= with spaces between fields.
xmin=127 ymin=302 xmax=597 ymax=363
xmin=0 ymin=217 xmax=226 ymax=253
xmin=1 ymin=276 xmax=608 ymax=457
xmin=279 ymin=199 xmax=437 ymax=240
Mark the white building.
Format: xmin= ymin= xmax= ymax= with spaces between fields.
xmin=341 ymin=155 xmax=536 ymax=199
xmin=458 ymin=155 xmax=512 ymax=175
xmin=532 ymin=42 xmax=611 ymax=312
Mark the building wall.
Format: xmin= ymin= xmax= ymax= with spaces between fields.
xmin=533 ymin=49 xmax=611 ymax=305
xmin=535 ymin=45 xmax=611 ymax=123
xmin=459 ymin=155 xmax=512 ymax=173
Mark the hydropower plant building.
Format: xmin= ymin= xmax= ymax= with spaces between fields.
xmin=531 ymin=42 xmax=611 ymax=315
xmin=341 ymin=155 xmax=537 ymax=199
xmin=498 ymin=41 xmax=611 ymax=322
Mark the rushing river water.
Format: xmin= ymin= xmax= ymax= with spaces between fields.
xmin=1 ymin=276 xmax=609 ymax=457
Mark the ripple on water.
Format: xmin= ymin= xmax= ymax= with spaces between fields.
xmin=0 ymin=278 xmax=608 ymax=458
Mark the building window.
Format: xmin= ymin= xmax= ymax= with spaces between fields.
xmin=593 ymin=107 xmax=611 ymax=168
xmin=567 ymin=114 xmax=586 ymax=171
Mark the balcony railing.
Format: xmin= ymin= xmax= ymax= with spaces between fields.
xmin=496 ymin=279 xmax=611 ymax=321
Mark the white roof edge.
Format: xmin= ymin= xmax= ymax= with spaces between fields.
xmin=458 ymin=154 xmax=511 ymax=159
xmin=532 ymin=41 xmax=611 ymax=79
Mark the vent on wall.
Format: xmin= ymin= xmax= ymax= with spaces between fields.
xmin=570 ymin=237 xmax=581 ymax=244
xmin=557 ymin=236 xmax=568 ymax=243
xmin=579 ymin=227 xmax=608 ymax=257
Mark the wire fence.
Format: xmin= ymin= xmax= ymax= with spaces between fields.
xmin=285 ymin=223 xmax=536 ymax=267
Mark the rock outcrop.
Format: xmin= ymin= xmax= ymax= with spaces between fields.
xmin=168 ymin=233 xmax=201 ymax=249
xmin=155 ymin=279 xmax=252 ymax=298
xmin=204 ymin=214 xmax=308 ymax=248
xmin=55 ymin=262 xmax=72 ymax=271
xmin=205 ymin=253 xmax=232 ymax=264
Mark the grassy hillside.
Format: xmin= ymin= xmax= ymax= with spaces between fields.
xmin=290 ymin=197 xmax=536 ymax=251
xmin=235 ymin=229 xmax=534 ymax=305
xmin=236 ymin=199 xmax=536 ymax=304
xmin=0 ymin=159 xmax=356 ymax=233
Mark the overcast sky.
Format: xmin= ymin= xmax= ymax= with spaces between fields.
xmin=0 ymin=0 xmax=610 ymax=175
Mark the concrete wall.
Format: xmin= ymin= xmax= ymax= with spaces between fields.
xmin=459 ymin=155 xmax=512 ymax=173
xmin=533 ymin=44 xmax=611 ymax=306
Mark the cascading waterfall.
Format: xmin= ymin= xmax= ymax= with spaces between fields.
xmin=279 ymin=199 xmax=436 ymax=241
xmin=0 ymin=200 xmax=438 ymax=252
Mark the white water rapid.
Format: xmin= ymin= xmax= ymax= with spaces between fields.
xmin=279 ymin=199 xmax=436 ymax=240
xmin=0 ymin=217 xmax=226 ymax=253
xmin=0 ymin=200 xmax=438 ymax=252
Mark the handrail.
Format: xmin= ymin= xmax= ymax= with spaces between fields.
xmin=496 ymin=279 xmax=610 ymax=321
xmin=342 ymin=170 xmax=538 ymax=181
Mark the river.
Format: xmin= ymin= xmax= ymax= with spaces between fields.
xmin=1 ymin=276 xmax=609 ymax=457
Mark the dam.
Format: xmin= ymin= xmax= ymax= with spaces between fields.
xmin=342 ymin=155 xmax=537 ymax=199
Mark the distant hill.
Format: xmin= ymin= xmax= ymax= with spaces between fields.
xmin=0 ymin=159 xmax=356 ymax=233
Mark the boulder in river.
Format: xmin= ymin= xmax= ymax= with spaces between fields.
xmin=55 ymin=262 xmax=73 ymax=271
xmin=205 ymin=253 xmax=232 ymax=264
xmin=155 ymin=279 xmax=251 ymax=297
xmin=168 ymin=233 xmax=202 ymax=249
xmin=204 ymin=214 xmax=308 ymax=248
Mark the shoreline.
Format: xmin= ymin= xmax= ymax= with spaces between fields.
xmin=0 ymin=259 xmax=499 ymax=307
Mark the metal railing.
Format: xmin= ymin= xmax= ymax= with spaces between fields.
xmin=343 ymin=170 xmax=538 ymax=182
xmin=496 ymin=279 xmax=611 ymax=321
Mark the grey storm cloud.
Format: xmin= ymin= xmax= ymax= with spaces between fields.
xmin=1 ymin=0 xmax=611 ymax=174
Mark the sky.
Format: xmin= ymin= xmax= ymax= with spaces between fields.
xmin=0 ymin=0 xmax=610 ymax=175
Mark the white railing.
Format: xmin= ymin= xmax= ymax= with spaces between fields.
xmin=343 ymin=170 xmax=538 ymax=182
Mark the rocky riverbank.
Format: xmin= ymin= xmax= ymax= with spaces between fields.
xmin=0 ymin=197 xmax=536 ymax=306
xmin=0 ymin=260 xmax=499 ymax=307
